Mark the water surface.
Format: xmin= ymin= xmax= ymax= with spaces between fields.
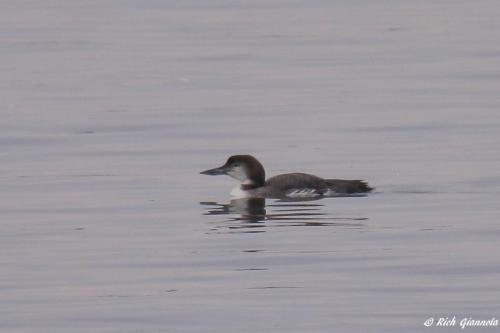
xmin=1 ymin=1 xmax=500 ymax=332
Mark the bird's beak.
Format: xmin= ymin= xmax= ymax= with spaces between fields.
xmin=200 ymin=165 xmax=228 ymax=176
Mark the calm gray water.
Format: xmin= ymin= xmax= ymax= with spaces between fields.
xmin=1 ymin=1 xmax=500 ymax=332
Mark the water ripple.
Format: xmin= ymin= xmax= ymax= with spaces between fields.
xmin=201 ymin=198 xmax=367 ymax=233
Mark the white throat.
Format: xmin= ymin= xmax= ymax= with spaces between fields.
xmin=226 ymin=166 xmax=259 ymax=192
xmin=226 ymin=166 xmax=249 ymax=183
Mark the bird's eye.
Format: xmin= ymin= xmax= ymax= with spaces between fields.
xmin=233 ymin=164 xmax=239 ymax=167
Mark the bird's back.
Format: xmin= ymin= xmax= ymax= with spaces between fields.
xmin=261 ymin=173 xmax=327 ymax=198
xmin=259 ymin=173 xmax=372 ymax=198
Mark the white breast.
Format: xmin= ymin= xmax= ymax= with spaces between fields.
xmin=230 ymin=186 xmax=250 ymax=198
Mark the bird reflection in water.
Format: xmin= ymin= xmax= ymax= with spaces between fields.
xmin=200 ymin=198 xmax=367 ymax=233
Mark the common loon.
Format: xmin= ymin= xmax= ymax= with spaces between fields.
xmin=200 ymin=155 xmax=373 ymax=199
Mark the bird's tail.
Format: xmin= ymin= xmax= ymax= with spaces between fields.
xmin=325 ymin=179 xmax=374 ymax=194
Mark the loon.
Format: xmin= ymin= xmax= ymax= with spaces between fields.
xmin=200 ymin=155 xmax=373 ymax=199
